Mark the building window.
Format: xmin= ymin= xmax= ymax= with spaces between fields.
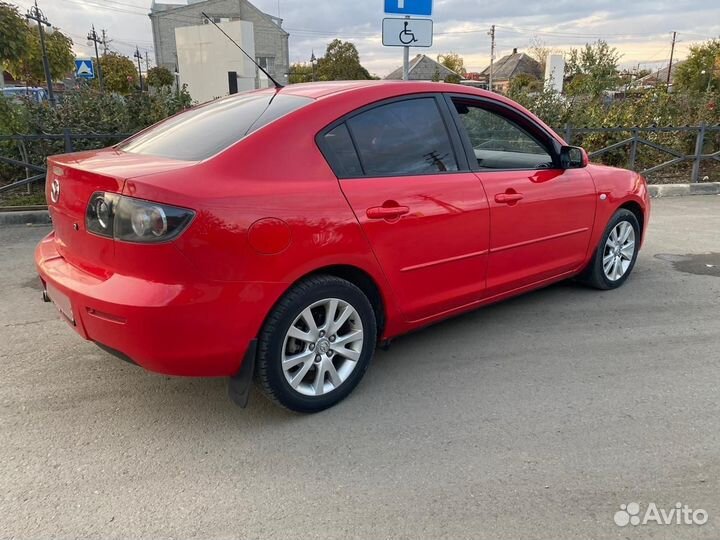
xmin=256 ymin=57 xmax=275 ymax=74
xmin=202 ymin=16 xmax=234 ymax=24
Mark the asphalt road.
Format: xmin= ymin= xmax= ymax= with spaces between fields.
xmin=1 ymin=196 xmax=719 ymax=540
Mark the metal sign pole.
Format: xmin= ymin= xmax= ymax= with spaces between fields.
xmin=402 ymin=15 xmax=410 ymax=80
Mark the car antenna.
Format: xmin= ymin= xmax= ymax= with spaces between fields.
xmin=200 ymin=11 xmax=284 ymax=90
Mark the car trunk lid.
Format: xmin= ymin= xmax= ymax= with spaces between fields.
xmin=46 ymin=149 xmax=193 ymax=276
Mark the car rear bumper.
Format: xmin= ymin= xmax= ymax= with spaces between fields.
xmin=35 ymin=232 xmax=284 ymax=377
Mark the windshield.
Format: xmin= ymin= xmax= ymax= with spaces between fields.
xmin=117 ymin=91 xmax=312 ymax=161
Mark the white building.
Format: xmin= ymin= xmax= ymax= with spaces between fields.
xmin=150 ymin=0 xmax=289 ymax=102
xmin=175 ymin=20 xmax=259 ymax=103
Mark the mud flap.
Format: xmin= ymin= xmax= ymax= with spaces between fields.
xmin=227 ymin=339 xmax=257 ymax=408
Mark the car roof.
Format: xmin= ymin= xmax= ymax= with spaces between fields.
xmin=279 ymin=80 xmax=492 ymax=100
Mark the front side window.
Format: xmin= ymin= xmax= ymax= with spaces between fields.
xmin=452 ymin=100 xmax=553 ymax=170
xmin=345 ymin=98 xmax=458 ymax=177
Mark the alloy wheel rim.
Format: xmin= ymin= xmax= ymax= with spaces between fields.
xmin=281 ymin=298 xmax=364 ymax=397
xmin=603 ymin=221 xmax=636 ymax=281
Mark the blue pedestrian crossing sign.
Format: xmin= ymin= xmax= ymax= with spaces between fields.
xmin=384 ymin=0 xmax=432 ymax=16
xmin=74 ymin=59 xmax=95 ymax=79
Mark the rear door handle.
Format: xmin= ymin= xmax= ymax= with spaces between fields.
xmin=494 ymin=192 xmax=524 ymax=204
xmin=366 ymin=205 xmax=410 ymax=220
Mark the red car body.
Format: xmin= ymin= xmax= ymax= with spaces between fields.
xmin=35 ymin=81 xmax=650 ymax=381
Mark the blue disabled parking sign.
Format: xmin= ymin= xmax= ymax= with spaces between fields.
xmin=74 ymin=59 xmax=95 ymax=79
xmin=384 ymin=0 xmax=432 ymax=16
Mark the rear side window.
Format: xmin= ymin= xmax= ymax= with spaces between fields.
xmin=345 ymin=98 xmax=458 ymax=177
xmin=322 ymin=124 xmax=363 ymax=178
xmin=118 ymin=92 xmax=312 ymax=161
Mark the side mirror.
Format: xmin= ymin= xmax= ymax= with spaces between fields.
xmin=560 ymin=146 xmax=588 ymax=169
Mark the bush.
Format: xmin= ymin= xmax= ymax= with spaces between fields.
xmin=507 ymin=86 xmax=720 ymax=181
xmin=0 ymin=86 xmax=193 ymax=192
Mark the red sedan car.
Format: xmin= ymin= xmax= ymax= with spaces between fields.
xmin=36 ymin=81 xmax=650 ymax=412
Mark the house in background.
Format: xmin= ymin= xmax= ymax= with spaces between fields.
xmin=479 ymin=48 xmax=543 ymax=93
xmin=149 ymin=0 xmax=289 ymax=101
xmin=631 ymin=61 xmax=686 ymax=91
xmin=385 ymin=54 xmax=460 ymax=81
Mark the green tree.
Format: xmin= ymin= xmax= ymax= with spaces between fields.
xmin=146 ymin=66 xmax=174 ymax=88
xmin=0 ymin=2 xmax=29 ymax=68
xmin=316 ymin=40 xmax=371 ymax=81
xmin=565 ymin=40 xmax=621 ymax=96
xmin=437 ymin=52 xmax=467 ymax=77
xmin=6 ymin=26 xmax=74 ymax=86
xmin=508 ymin=73 xmax=543 ymax=94
xmin=674 ymin=39 xmax=720 ymax=93
xmin=288 ymin=62 xmax=313 ymax=84
xmin=97 ymin=52 xmax=137 ymax=93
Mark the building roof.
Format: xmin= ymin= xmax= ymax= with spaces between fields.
xmin=633 ymin=60 xmax=686 ymax=87
xmin=385 ymin=54 xmax=459 ymax=81
xmin=150 ymin=0 xmax=287 ymax=35
xmin=480 ymin=49 xmax=543 ymax=81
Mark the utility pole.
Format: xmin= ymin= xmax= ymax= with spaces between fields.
xmin=310 ymin=50 xmax=316 ymax=82
xmin=101 ymin=29 xmax=111 ymax=55
xmin=402 ymin=15 xmax=410 ymax=80
xmin=25 ymin=0 xmax=55 ymax=105
xmin=134 ymin=47 xmax=144 ymax=92
xmin=87 ymin=25 xmax=104 ymax=92
xmin=488 ymin=25 xmax=496 ymax=92
xmin=666 ymin=31 xmax=676 ymax=90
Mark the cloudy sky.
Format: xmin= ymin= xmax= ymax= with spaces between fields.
xmin=11 ymin=0 xmax=720 ymax=77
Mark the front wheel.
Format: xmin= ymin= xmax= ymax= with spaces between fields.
xmin=255 ymin=275 xmax=377 ymax=413
xmin=580 ymin=209 xmax=641 ymax=290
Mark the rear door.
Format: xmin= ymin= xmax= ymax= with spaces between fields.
xmin=319 ymin=95 xmax=490 ymax=323
xmin=447 ymin=95 xmax=597 ymax=295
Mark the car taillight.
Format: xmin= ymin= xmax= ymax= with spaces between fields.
xmin=86 ymin=192 xmax=194 ymax=243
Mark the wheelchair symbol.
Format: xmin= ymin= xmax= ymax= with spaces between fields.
xmin=399 ymin=21 xmax=418 ymax=45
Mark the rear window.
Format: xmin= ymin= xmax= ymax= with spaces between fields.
xmin=117 ymin=91 xmax=312 ymax=161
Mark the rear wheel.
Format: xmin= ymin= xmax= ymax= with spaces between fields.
xmin=581 ymin=209 xmax=640 ymax=290
xmin=256 ymin=275 xmax=376 ymax=413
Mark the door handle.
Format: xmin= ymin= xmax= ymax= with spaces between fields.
xmin=366 ymin=204 xmax=410 ymax=220
xmin=495 ymin=192 xmax=524 ymax=204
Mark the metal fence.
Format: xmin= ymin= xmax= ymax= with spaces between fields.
xmin=0 ymin=130 xmax=130 ymax=196
xmin=1 ymin=125 xmax=719 ymax=200
xmin=561 ymin=123 xmax=720 ymax=183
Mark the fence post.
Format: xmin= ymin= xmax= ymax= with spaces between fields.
xmin=63 ymin=129 xmax=73 ymax=153
xmin=691 ymin=122 xmax=706 ymax=183
xmin=628 ymin=128 xmax=638 ymax=171
xmin=564 ymin=123 xmax=572 ymax=144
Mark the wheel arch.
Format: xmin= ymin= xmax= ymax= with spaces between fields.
xmin=258 ymin=264 xmax=390 ymax=345
xmin=305 ymin=264 xmax=387 ymax=339
xmin=618 ymin=200 xmax=645 ymax=235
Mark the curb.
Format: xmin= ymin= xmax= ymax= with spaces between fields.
xmin=648 ymin=182 xmax=720 ymax=198
xmin=0 ymin=210 xmax=52 ymax=226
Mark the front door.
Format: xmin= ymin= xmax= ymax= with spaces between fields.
xmin=448 ymin=96 xmax=597 ymax=295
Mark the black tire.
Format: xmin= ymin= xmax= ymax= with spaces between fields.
xmin=580 ymin=208 xmax=641 ymax=290
xmin=255 ymin=275 xmax=377 ymax=413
